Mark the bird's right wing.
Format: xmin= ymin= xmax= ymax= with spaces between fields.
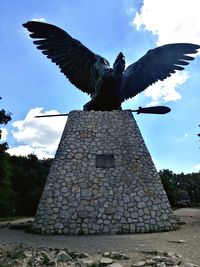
xmin=23 ymin=21 xmax=110 ymax=95
xmin=120 ymin=43 xmax=200 ymax=102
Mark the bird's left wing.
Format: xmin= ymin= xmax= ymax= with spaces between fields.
xmin=120 ymin=43 xmax=200 ymax=102
xmin=23 ymin=21 xmax=110 ymax=95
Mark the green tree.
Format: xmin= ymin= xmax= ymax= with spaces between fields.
xmin=9 ymin=154 xmax=52 ymax=215
xmin=159 ymin=169 xmax=177 ymax=207
xmin=0 ymin=97 xmax=15 ymax=216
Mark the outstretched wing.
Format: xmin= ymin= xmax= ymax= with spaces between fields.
xmin=120 ymin=43 xmax=200 ymax=102
xmin=23 ymin=21 xmax=110 ymax=95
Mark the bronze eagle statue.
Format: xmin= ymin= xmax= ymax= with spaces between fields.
xmin=23 ymin=21 xmax=200 ymax=111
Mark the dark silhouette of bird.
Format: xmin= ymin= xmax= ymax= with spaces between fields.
xmin=23 ymin=21 xmax=200 ymax=111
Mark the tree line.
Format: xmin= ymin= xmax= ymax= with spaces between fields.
xmin=0 ymin=98 xmax=200 ymax=217
xmin=160 ymin=169 xmax=200 ymax=207
xmin=0 ymin=98 xmax=52 ymax=216
xmin=0 ymin=152 xmax=52 ymax=217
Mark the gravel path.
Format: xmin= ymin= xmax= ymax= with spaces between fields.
xmin=0 ymin=208 xmax=200 ymax=265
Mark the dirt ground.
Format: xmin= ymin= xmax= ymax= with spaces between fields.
xmin=0 ymin=208 xmax=200 ymax=266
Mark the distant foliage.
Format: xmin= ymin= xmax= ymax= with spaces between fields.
xmin=0 ymin=97 xmax=12 ymax=142
xmin=159 ymin=169 xmax=200 ymax=208
xmin=0 ymin=97 xmax=52 ymax=216
xmin=8 ymin=154 xmax=52 ymax=216
xmin=0 ymin=98 xmax=14 ymax=216
xmin=159 ymin=169 xmax=176 ymax=207
xmin=0 ymin=152 xmax=52 ymax=216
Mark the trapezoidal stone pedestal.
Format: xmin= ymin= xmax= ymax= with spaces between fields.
xmin=33 ymin=110 xmax=177 ymax=234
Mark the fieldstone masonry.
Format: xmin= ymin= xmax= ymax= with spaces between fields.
xmin=32 ymin=110 xmax=177 ymax=234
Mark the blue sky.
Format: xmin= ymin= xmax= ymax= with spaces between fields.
xmin=1 ymin=0 xmax=200 ymax=174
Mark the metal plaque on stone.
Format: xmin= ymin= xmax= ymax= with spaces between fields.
xmin=96 ymin=154 xmax=115 ymax=168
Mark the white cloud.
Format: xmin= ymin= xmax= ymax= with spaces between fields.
xmin=8 ymin=108 xmax=66 ymax=159
xmin=0 ymin=128 xmax=8 ymax=141
xmin=132 ymin=0 xmax=200 ymax=104
xmin=32 ymin=17 xmax=46 ymax=23
xmin=133 ymin=0 xmax=200 ymax=45
xmin=194 ymin=164 xmax=200 ymax=171
xmin=8 ymin=145 xmax=53 ymax=159
xmin=144 ymin=71 xmax=188 ymax=105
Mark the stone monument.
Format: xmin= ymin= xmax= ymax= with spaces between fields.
xmin=23 ymin=21 xmax=200 ymax=234
xmin=32 ymin=110 xmax=177 ymax=234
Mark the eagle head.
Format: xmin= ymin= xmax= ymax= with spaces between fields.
xmin=113 ymin=52 xmax=125 ymax=73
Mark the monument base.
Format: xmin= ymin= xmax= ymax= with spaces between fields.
xmin=32 ymin=110 xmax=177 ymax=234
